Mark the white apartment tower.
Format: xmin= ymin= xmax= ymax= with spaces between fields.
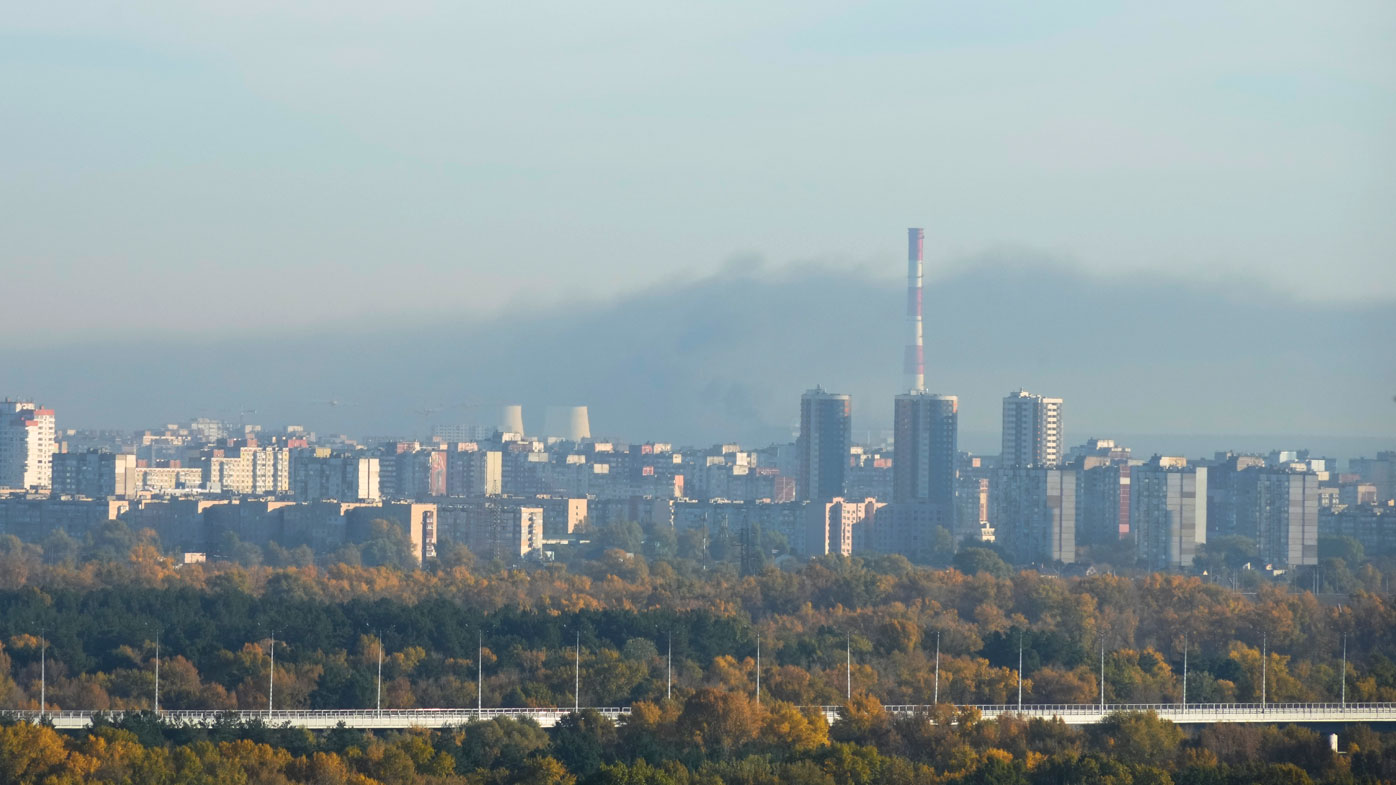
xmin=1001 ymin=390 xmax=1063 ymax=467
xmin=1 ymin=400 xmax=56 ymax=491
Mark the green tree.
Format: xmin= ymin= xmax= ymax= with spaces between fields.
xmin=954 ymin=547 xmax=1012 ymax=579
xmin=550 ymin=709 xmax=618 ymax=777
xmin=1089 ymin=711 xmax=1183 ymax=768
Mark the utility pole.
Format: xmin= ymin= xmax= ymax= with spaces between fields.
xmin=477 ymin=631 xmax=483 ymax=713
xmin=574 ymin=631 xmax=580 ymax=712
xmin=376 ymin=634 xmax=383 ymax=716
xmin=933 ymin=631 xmax=940 ymax=705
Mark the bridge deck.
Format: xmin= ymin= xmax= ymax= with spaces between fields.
xmin=6 ymin=703 xmax=1395 ymax=730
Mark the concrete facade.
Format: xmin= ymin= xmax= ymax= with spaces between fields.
xmin=1001 ymin=390 xmax=1063 ymax=468
xmin=51 ymin=451 xmax=138 ymax=498
xmin=1130 ymin=459 xmax=1206 ymax=569
xmin=0 ymin=401 xmax=55 ymax=491
xmin=798 ymin=388 xmax=851 ymax=503
xmin=990 ymin=467 xmax=1076 ymax=564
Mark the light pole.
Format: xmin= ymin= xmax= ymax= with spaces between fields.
xmin=845 ymin=634 xmax=851 ymax=701
xmin=267 ymin=632 xmax=276 ymax=717
xmin=1017 ymin=633 xmax=1024 ymax=712
xmin=39 ymin=632 xmax=46 ymax=721
xmin=154 ymin=630 xmax=161 ymax=716
xmin=574 ymin=631 xmax=581 ymax=712
xmin=755 ymin=634 xmax=761 ymax=708
xmin=1260 ymin=633 xmax=1267 ymax=712
xmin=1181 ymin=633 xmax=1188 ymax=708
xmin=477 ymin=631 xmax=484 ymax=714
xmin=376 ymin=633 xmax=383 ymax=717
xmin=1099 ymin=636 xmax=1106 ymax=711
xmin=666 ymin=632 xmax=672 ymax=701
xmin=933 ymin=631 xmax=940 ymax=706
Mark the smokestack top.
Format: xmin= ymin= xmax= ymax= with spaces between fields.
xmin=905 ymin=228 xmax=925 ymax=392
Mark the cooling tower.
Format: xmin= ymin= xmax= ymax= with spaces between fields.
xmin=544 ymin=405 xmax=591 ymax=441
xmin=497 ymin=404 xmax=525 ymax=436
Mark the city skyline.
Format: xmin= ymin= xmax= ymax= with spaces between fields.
xmin=4 ymin=4 xmax=1396 ymax=778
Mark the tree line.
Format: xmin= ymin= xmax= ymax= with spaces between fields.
xmin=4 ymin=701 xmax=1395 ymax=784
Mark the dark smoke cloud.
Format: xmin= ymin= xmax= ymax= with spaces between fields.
xmin=6 ymin=255 xmax=1394 ymax=450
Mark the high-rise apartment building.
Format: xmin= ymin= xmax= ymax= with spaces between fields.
xmin=51 ymin=450 xmax=138 ymax=498
xmin=891 ymin=392 xmax=959 ymax=554
xmin=0 ymin=401 xmax=55 ymax=491
xmin=1076 ymin=461 xmax=1131 ymax=546
xmin=806 ymin=497 xmax=885 ymax=556
xmin=990 ymin=467 xmax=1076 ymax=564
xmin=204 ymin=447 xmax=291 ymax=495
xmin=892 ymin=392 xmax=958 ymax=507
xmin=290 ymin=451 xmax=381 ymax=502
xmin=1001 ymin=390 xmax=1063 ymax=468
xmin=1350 ymin=452 xmax=1396 ymax=505
xmin=1130 ymin=457 xmax=1206 ymax=569
xmin=1235 ymin=467 xmax=1320 ymax=568
xmin=797 ymin=388 xmax=851 ymax=503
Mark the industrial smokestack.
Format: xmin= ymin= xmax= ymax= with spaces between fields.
xmin=905 ymin=228 xmax=925 ymax=392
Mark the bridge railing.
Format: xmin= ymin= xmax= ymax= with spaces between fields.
xmin=5 ymin=703 xmax=1396 ymax=729
xmin=0 ymin=707 xmax=632 ymax=725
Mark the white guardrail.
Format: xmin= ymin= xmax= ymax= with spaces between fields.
xmin=0 ymin=707 xmax=632 ymax=730
xmin=3 ymin=703 xmax=1395 ymax=730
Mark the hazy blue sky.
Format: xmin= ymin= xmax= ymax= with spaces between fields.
xmin=4 ymin=1 xmax=1394 ymax=339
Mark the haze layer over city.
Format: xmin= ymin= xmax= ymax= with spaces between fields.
xmin=3 ymin=3 xmax=1396 ymax=785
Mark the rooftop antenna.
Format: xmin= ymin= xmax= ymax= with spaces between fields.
xmin=905 ymin=228 xmax=926 ymax=393
xmin=933 ymin=631 xmax=940 ymax=705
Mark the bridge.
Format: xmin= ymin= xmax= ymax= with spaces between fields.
xmin=881 ymin=702 xmax=1396 ymax=726
xmin=5 ymin=703 xmax=1396 ymax=730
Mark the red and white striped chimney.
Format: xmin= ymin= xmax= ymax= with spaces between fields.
xmin=905 ymin=228 xmax=925 ymax=392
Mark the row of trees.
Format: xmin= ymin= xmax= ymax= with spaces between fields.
xmin=2 ymin=563 xmax=1394 ymax=711
xmin=5 ymin=699 xmax=1395 ymax=785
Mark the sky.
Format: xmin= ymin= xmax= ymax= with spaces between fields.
xmin=3 ymin=2 xmax=1395 ymax=445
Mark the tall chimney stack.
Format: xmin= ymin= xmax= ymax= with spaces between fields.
xmin=905 ymin=228 xmax=925 ymax=392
